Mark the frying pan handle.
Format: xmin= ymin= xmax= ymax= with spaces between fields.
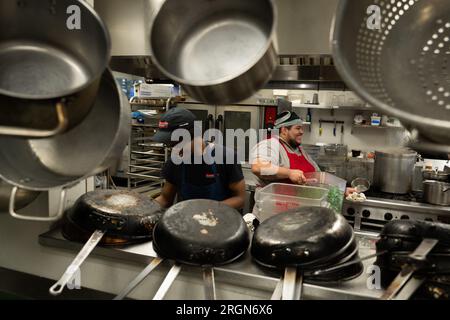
xmin=49 ymin=230 xmax=105 ymax=296
xmin=9 ymin=187 xmax=67 ymax=222
xmin=153 ymin=263 xmax=182 ymax=300
xmin=0 ymin=102 xmax=68 ymax=138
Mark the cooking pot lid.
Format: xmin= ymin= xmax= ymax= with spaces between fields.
xmin=152 ymin=200 xmax=249 ymax=266
xmin=375 ymin=148 xmax=417 ymax=157
xmin=251 ymin=206 xmax=354 ymax=268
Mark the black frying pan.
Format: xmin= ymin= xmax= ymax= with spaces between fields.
xmin=251 ymin=206 xmax=362 ymax=300
xmin=115 ymin=199 xmax=249 ymax=300
xmin=376 ymin=220 xmax=450 ymax=281
xmin=50 ymin=190 xmax=164 ymax=296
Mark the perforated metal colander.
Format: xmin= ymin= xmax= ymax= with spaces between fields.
xmin=332 ymin=0 xmax=450 ymax=146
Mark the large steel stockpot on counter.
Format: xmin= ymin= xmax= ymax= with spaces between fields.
xmin=0 ymin=0 xmax=110 ymax=138
xmin=373 ymin=149 xmax=418 ymax=194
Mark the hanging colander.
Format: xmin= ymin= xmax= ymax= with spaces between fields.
xmin=332 ymin=0 xmax=450 ymax=147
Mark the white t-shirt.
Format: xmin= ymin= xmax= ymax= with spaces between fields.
xmin=249 ymin=137 xmax=320 ymax=187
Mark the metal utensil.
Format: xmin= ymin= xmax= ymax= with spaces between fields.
xmin=50 ymin=230 xmax=105 ymax=296
xmin=381 ymin=238 xmax=439 ymax=300
xmin=351 ymin=178 xmax=371 ymax=193
xmin=332 ymin=0 xmax=450 ymax=145
xmin=149 ymin=0 xmax=278 ymax=105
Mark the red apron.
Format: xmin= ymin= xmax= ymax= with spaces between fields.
xmin=280 ymin=142 xmax=316 ymax=173
xmin=272 ymin=142 xmax=318 ymax=212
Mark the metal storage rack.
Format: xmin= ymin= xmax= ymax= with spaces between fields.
xmin=127 ymin=97 xmax=171 ymax=194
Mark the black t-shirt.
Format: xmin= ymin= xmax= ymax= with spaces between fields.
xmin=161 ymin=145 xmax=244 ymax=195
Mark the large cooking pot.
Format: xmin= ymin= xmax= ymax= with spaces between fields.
xmin=0 ymin=0 xmax=110 ymax=138
xmin=0 ymin=69 xmax=130 ymax=221
xmin=373 ymin=149 xmax=417 ymax=194
xmin=149 ymin=0 xmax=278 ymax=105
xmin=423 ymin=181 xmax=450 ymax=206
xmin=0 ymin=179 xmax=40 ymax=212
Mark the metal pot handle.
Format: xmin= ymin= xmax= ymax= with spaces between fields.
xmin=0 ymin=102 xmax=68 ymax=138
xmin=9 ymin=187 xmax=67 ymax=222
xmin=444 ymin=187 xmax=450 ymax=193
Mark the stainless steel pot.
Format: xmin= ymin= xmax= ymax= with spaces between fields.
xmin=423 ymin=181 xmax=450 ymax=206
xmin=0 ymin=69 xmax=130 ymax=221
xmin=149 ymin=0 xmax=278 ymax=105
xmin=374 ymin=149 xmax=417 ymax=194
xmin=0 ymin=180 xmax=40 ymax=212
xmin=0 ymin=0 xmax=111 ymax=138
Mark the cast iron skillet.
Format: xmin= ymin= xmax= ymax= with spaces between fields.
xmin=251 ymin=206 xmax=363 ymax=299
xmin=50 ymin=190 xmax=164 ymax=296
xmin=115 ymin=200 xmax=250 ymax=300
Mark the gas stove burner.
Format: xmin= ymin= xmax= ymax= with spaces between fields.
xmin=365 ymin=190 xmax=425 ymax=204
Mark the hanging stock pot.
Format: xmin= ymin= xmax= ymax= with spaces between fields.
xmin=0 ymin=69 xmax=130 ymax=221
xmin=0 ymin=0 xmax=110 ymax=138
xmin=149 ymin=0 xmax=278 ymax=104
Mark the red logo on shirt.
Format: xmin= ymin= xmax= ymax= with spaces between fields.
xmin=159 ymin=121 xmax=169 ymax=129
xmin=205 ymin=173 xmax=216 ymax=179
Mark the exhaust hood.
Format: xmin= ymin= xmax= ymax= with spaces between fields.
xmin=95 ymin=0 xmax=340 ymax=81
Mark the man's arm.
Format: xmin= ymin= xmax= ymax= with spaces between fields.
xmin=155 ymin=181 xmax=178 ymax=208
xmin=251 ymin=158 xmax=306 ymax=184
xmin=222 ymin=179 xmax=246 ymax=210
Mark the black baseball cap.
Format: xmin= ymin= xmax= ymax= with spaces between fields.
xmin=152 ymin=107 xmax=197 ymax=145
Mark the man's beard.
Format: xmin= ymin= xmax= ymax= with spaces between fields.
xmin=288 ymin=138 xmax=300 ymax=149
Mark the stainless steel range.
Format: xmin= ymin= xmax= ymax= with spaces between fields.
xmin=343 ymin=190 xmax=450 ymax=232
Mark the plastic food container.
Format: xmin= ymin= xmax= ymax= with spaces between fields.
xmin=254 ymin=183 xmax=330 ymax=222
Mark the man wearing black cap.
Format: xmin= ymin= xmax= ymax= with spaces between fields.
xmin=153 ymin=107 xmax=246 ymax=210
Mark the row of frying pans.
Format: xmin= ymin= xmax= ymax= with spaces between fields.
xmin=50 ymin=189 xmax=365 ymax=299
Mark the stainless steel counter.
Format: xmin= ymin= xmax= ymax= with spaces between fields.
xmin=39 ymin=228 xmax=385 ymax=300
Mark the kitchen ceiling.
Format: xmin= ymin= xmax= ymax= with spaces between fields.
xmin=96 ymin=0 xmax=340 ymax=81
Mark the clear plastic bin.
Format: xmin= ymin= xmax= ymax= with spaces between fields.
xmin=304 ymin=172 xmax=346 ymax=192
xmin=304 ymin=172 xmax=346 ymax=214
xmin=254 ymin=183 xmax=330 ymax=222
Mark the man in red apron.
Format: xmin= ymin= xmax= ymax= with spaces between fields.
xmin=250 ymin=111 xmax=320 ymax=186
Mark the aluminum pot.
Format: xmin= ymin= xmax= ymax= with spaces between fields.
xmin=0 ymin=180 xmax=40 ymax=212
xmin=373 ymin=149 xmax=417 ymax=194
xmin=0 ymin=69 xmax=130 ymax=221
xmin=0 ymin=0 xmax=111 ymax=138
xmin=423 ymin=181 xmax=450 ymax=206
xmin=149 ymin=0 xmax=278 ymax=105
